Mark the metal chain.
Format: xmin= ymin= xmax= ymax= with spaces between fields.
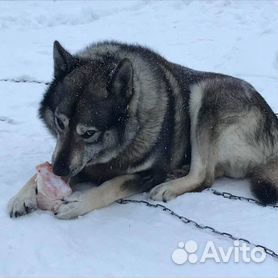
xmin=116 ymin=198 xmax=278 ymax=259
xmin=0 ymin=78 xmax=49 ymax=85
xmin=207 ymin=188 xmax=278 ymax=209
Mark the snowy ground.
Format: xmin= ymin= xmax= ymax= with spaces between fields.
xmin=0 ymin=1 xmax=277 ymax=277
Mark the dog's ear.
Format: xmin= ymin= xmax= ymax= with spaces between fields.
xmin=53 ymin=41 xmax=76 ymax=78
xmin=109 ymin=58 xmax=133 ymax=99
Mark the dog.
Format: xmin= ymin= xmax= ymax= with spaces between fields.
xmin=9 ymin=41 xmax=278 ymax=219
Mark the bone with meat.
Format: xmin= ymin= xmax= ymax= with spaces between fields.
xmin=35 ymin=162 xmax=72 ymax=211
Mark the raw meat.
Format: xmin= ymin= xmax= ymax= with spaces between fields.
xmin=35 ymin=162 xmax=72 ymax=211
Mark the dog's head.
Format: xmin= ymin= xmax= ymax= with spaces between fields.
xmin=39 ymin=41 xmax=135 ymax=177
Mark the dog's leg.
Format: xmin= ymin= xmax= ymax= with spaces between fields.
xmin=149 ymin=173 xmax=209 ymax=202
xmin=150 ymin=83 xmax=216 ymax=202
xmin=8 ymin=175 xmax=38 ymax=218
xmin=55 ymin=174 xmax=143 ymax=219
xmin=149 ymin=127 xmax=214 ymax=202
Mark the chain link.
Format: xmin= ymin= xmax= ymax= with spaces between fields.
xmin=116 ymin=198 xmax=278 ymax=259
xmin=207 ymin=188 xmax=278 ymax=209
xmin=0 ymin=78 xmax=49 ymax=85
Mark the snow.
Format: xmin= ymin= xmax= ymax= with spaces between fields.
xmin=0 ymin=1 xmax=277 ymax=277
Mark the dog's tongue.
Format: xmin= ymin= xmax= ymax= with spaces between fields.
xmin=35 ymin=162 xmax=72 ymax=211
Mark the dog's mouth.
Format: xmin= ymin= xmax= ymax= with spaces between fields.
xmin=61 ymin=176 xmax=71 ymax=183
xmin=86 ymin=155 xmax=100 ymax=166
xmin=60 ymin=156 xmax=98 ymax=181
xmin=67 ymin=159 xmax=94 ymax=179
xmin=86 ymin=158 xmax=94 ymax=165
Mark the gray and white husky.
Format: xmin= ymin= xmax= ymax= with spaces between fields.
xmin=9 ymin=41 xmax=278 ymax=219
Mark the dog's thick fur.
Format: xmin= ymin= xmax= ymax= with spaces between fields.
xmin=9 ymin=41 xmax=278 ymax=219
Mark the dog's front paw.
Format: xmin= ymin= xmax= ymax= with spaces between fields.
xmin=54 ymin=192 xmax=90 ymax=219
xmin=8 ymin=188 xmax=37 ymax=218
xmin=149 ymin=183 xmax=178 ymax=202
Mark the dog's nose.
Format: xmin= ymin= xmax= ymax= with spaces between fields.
xmin=52 ymin=162 xmax=70 ymax=177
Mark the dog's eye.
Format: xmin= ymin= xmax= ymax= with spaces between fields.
xmin=82 ymin=130 xmax=96 ymax=139
xmin=55 ymin=117 xmax=64 ymax=130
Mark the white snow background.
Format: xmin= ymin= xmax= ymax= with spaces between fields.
xmin=0 ymin=1 xmax=277 ymax=277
